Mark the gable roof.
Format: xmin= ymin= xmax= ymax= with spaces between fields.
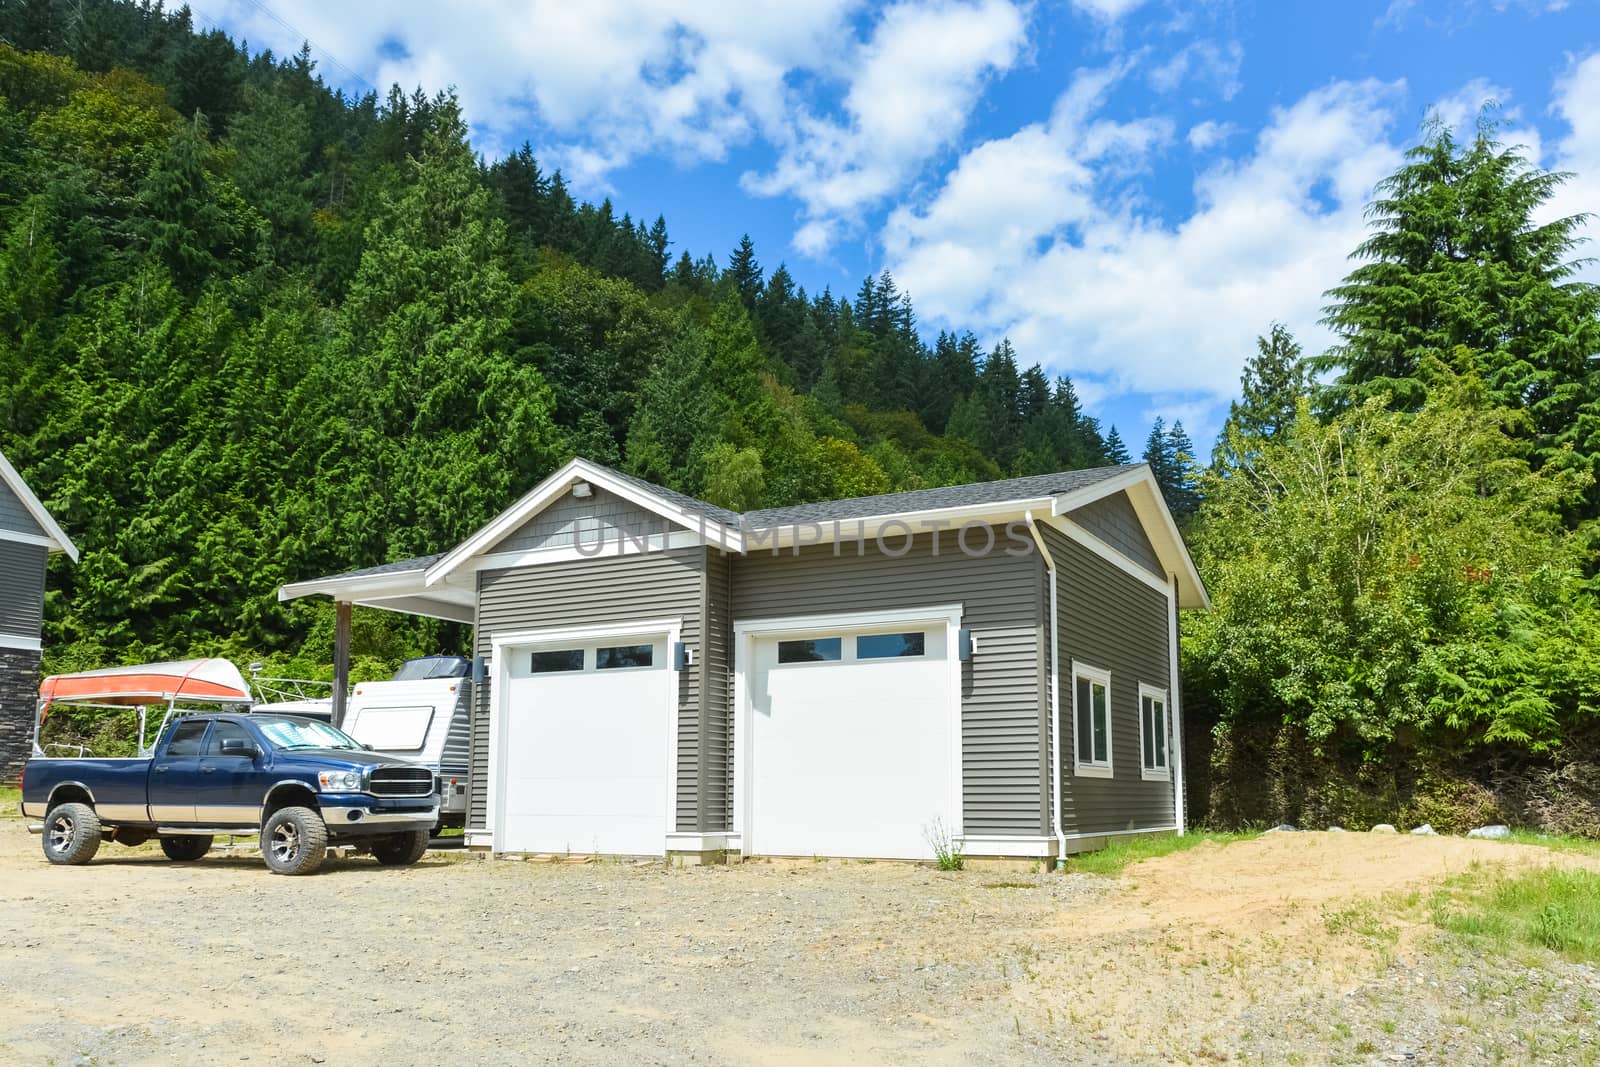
xmin=285 ymin=457 xmax=1209 ymax=610
xmin=0 ymin=450 xmax=79 ymax=561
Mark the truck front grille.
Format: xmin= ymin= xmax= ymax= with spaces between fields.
xmin=368 ymin=767 xmax=435 ymax=798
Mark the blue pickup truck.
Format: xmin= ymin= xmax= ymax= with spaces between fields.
xmin=21 ymin=712 xmax=439 ymax=875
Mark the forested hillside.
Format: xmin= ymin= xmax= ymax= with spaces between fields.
xmin=0 ymin=1 xmax=1195 ymax=675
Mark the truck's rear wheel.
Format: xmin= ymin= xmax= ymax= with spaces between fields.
xmin=42 ymin=802 xmax=101 ymax=866
xmin=160 ymin=835 xmax=212 ymax=862
xmin=261 ymin=807 xmax=327 ymax=875
xmin=371 ymin=829 xmax=430 ymax=866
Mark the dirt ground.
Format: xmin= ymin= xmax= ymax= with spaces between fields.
xmin=0 ymin=820 xmax=1596 ymax=1067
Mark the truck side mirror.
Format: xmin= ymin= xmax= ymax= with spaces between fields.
xmin=220 ymin=738 xmax=260 ymax=758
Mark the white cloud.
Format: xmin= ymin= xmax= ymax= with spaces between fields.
xmin=1070 ymin=0 xmax=1149 ymax=21
xmin=1148 ymin=40 xmax=1243 ymax=101
xmin=741 ymin=0 xmax=1028 ymax=252
xmin=188 ymin=0 xmax=860 ymax=187
xmin=1544 ymin=51 xmax=1600 ymax=284
xmin=888 ymin=75 xmax=1407 ymax=429
xmin=1187 ymin=119 xmax=1238 ymax=151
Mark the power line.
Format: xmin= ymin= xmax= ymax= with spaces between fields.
xmin=234 ymin=0 xmax=375 ymax=94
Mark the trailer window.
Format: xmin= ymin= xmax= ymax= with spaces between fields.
xmin=344 ymin=705 xmax=435 ymax=752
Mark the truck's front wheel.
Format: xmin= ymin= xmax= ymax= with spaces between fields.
xmin=160 ymin=835 xmax=212 ymax=862
xmin=42 ymin=802 xmax=101 ymax=866
xmin=371 ymin=829 xmax=430 ymax=866
xmin=261 ymin=807 xmax=327 ymax=875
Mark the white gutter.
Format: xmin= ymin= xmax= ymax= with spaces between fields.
xmin=1168 ymin=575 xmax=1186 ymax=835
xmin=1025 ymin=511 xmax=1067 ymax=865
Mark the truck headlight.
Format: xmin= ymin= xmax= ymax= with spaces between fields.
xmin=317 ymin=770 xmax=363 ymax=791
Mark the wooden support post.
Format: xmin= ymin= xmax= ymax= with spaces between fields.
xmin=332 ymin=600 xmax=352 ymax=729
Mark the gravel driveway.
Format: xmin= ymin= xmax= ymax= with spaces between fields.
xmin=0 ymin=820 xmax=1595 ymax=1066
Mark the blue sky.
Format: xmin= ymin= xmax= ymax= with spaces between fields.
xmin=189 ymin=0 xmax=1600 ymax=455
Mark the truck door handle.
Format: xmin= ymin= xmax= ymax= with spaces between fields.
xmin=154 ymin=765 xmax=169 ymax=773
xmin=200 ymin=767 xmax=215 ymax=775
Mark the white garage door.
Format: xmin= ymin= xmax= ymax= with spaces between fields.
xmin=498 ymin=634 xmax=672 ymax=856
xmin=749 ymin=622 xmax=955 ymax=859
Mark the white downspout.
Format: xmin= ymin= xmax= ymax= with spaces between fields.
xmin=1168 ymin=575 xmax=1186 ymax=835
xmin=1025 ymin=511 xmax=1067 ymax=865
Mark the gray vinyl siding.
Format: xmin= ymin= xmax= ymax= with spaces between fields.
xmin=729 ymin=529 xmax=1049 ymax=837
xmin=1066 ymin=492 xmax=1162 ymax=577
xmin=1044 ymin=525 xmax=1175 ymax=835
xmin=703 ymin=551 xmax=733 ymax=832
xmin=0 ymin=479 xmax=47 ymax=539
xmin=468 ymin=547 xmax=707 ymax=833
xmin=495 ymin=487 xmax=667 ymax=553
xmin=0 ymin=540 xmax=46 ymax=639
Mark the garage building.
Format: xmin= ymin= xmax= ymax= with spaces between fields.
xmin=281 ymin=458 xmax=1208 ymax=864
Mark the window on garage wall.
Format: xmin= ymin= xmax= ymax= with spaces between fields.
xmin=1073 ymin=662 xmax=1113 ymax=778
xmin=1139 ymin=684 xmax=1169 ymax=781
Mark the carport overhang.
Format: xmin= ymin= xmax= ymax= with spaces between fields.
xmin=278 ymin=568 xmax=475 ymax=624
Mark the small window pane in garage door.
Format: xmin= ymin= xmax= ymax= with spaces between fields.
xmin=530 ymin=649 xmax=584 ymax=673
xmin=777 ymin=637 xmax=842 ymax=663
xmin=856 ymin=632 xmax=926 ymax=659
xmin=597 ymin=644 xmax=654 ymax=669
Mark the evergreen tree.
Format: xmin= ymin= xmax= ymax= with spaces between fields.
xmin=1215 ymin=323 xmax=1309 ymax=467
xmin=1318 ymin=117 xmax=1600 ymax=497
xmin=1164 ymin=419 xmax=1202 ymax=521
xmin=1105 ymin=425 xmax=1131 ymax=465
xmin=726 ymin=233 xmax=762 ymax=310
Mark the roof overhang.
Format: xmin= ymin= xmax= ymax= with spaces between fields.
xmin=0 ymin=450 xmax=79 ymax=561
xmin=278 ymin=566 xmax=475 ymax=624
xmin=424 ymin=458 xmax=742 ymax=586
xmin=1051 ymin=466 xmax=1210 ymax=610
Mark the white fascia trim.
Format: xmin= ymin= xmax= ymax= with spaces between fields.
xmin=1062 ymin=824 xmax=1176 ymax=841
xmin=485 ymin=618 xmax=684 ymax=852
xmin=0 ymin=451 xmax=78 ymax=561
xmin=1122 ymin=477 xmax=1211 ymax=611
xmin=1070 ymin=659 xmax=1114 ymax=778
xmin=278 ymin=568 xmax=474 ymax=606
xmin=0 ymin=529 xmax=55 ymax=550
xmin=427 ymin=459 xmax=742 ymax=587
xmin=959 ymin=834 xmax=1058 ymax=858
xmin=1051 ymin=516 xmax=1174 ymax=599
xmin=464 ymin=528 xmax=705 ymax=575
xmin=1027 ymin=510 xmax=1065 ymax=862
xmin=1048 ymin=466 xmax=1152 ymax=514
xmin=732 ymin=602 xmax=965 ymax=856
xmin=0 ymin=633 xmax=42 ymax=652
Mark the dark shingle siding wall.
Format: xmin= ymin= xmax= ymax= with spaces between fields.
xmin=1045 ymin=525 xmax=1175 ymax=834
xmin=0 ymin=646 xmax=40 ymax=778
xmin=0 ymin=540 xmax=46 ymax=639
xmin=702 ymin=551 xmax=732 ymax=833
xmin=1065 ymin=491 xmax=1163 ymax=577
xmin=467 ymin=548 xmax=706 ymax=832
xmin=728 ymin=530 xmax=1049 ymax=837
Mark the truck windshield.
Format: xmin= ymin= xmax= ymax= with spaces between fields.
xmin=252 ymin=717 xmax=364 ymax=751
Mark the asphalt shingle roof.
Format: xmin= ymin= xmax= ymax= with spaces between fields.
xmin=314 ymin=553 xmax=443 ymax=581
xmin=741 ymin=465 xmax=1141 ymax=526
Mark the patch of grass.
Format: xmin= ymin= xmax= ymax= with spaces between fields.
xmin=0 ymin=785 xmax=19 ymax=814
xmin=924 ymin=815 xmax=963 ymax=871
xmin=1432 ymin=867 xmax=1600 ymax=963
xmin=1499 ymin=830 xmax=1600 ymax=857
xmin=1323 ymin=898 xmax=1400 ymax=945
xmin=1065 ymin=831 xmax=1256 ymax=877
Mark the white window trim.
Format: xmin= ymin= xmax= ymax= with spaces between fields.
xmin=732 ymin=603 xmax=964 ymax=857
xmin=1071 ymin=660 xmax=1113 ymax=778
xmin=485 ymin=618 xmax=682 ymax=855
xmin=1138 ymin=682 xmax=1171 ymax=782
